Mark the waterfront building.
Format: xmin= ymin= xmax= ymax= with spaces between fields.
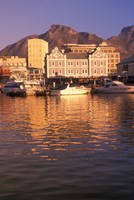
xmin=62 ymin=42 xmax=120 ymax=75
xmin=0 ymin=56 xmax=27 ymax=67
xmin=0 ymin=56 xmax=27 ymax=83
xmin=28 ymin=38 xmax=48 ymax=83
xmin=117 ymin=56 xmax=134 ymax=82
xmin=46 ymin=46 xmax=108 ymax=79
xmin=89 ymin=47 xmax=108 ymax=77
xmin=27 ymin=67 xmax=44 ymax=83
xmin=28 ymin=38 xmax=48 ymax=70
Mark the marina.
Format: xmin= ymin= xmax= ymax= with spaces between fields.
xmin=1 ymin=1 xmax=134 ymax=199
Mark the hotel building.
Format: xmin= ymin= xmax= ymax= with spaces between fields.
xmin=46 ymin=46 xmax=108 ymax=79
xmin=28 ymin=38 xmax=48 ymax=69
xmin=62 ymin=42 xmax=120 ymax=75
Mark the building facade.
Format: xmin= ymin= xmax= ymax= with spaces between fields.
xmin=28 ymin=38 xmax=48 ymax=70
xmin=0 ymin=56 xmax=27 ymax=82
xmin=46 ymin=47 xmax=108 ymax=79
xmin=0 ymin=56 xmax=27 ymax=67
xmin=62 ymin=42 xmax=120 ymax=75
xmin=117 ymin=56 xmax=134 ymax=82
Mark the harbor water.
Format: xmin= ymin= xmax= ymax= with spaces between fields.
xmin=0 ymin=93 xmax=134 ymax=199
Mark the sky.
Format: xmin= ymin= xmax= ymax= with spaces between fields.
xmin=0 ymin=0 xmax=134 ymax=50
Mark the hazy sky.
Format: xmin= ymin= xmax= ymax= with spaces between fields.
xmin=0 ymin=0 xmax=134 ymax=50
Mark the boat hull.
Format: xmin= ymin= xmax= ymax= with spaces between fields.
xmin=94 ymin=89 xmax=134 ymax=94
xmin=50 ymin=85 xmax=90 ymax=96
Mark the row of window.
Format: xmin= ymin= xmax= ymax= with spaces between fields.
xmin=50 ymin=61 xmax=105 ymax=66
xmin=0 ymin=63 xmax=26 ymax=66
xmin=71 ymin=49 xmax=119 ymax=54
xmin=50 ymin=69 xmax=104 ymax=75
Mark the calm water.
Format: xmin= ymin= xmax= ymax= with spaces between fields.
xmin=0 ymin=93 xmax=134 ymax=200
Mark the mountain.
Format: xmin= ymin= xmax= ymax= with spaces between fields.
xmin=0 ymin=24 xmax=134 ymax=60
xmin=0 ymin=35 xmax=38 ymax=58
xmin=107 ymin=25 xmax=134 ymax=60
xmin=0 ymin=25 xmax=103 ymax=58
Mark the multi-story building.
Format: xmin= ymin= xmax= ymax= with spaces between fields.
xmin=28 ymin=38 xmax=48 ymax=83
xmin=0 ymin=56 xmax=27 ymax=83
xmin=62 ymin=41 xmax=120 ymax=75
xmin=46 ymin=46 xmax=108 ymax=79
xmin=0 ymin=56 xmax=27 ymax=67
xmin=116 ymin=56 xmax=134 ymax=83
xmin=28 ymin=38 xmax=48 ymax=70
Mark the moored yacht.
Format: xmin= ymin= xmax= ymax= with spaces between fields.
xmin=50 ymin=83 xmax=90 ymax=96
xmin=91 ymin=80 xmax=134 ymax=93
xmin=0 ymin=80 xmax=26 ymax=96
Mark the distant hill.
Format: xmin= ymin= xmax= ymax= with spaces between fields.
xmin=0 ymin=24 xmax=134 ymax=60
xmin=107 ymin=25 xmax=134 ymax=60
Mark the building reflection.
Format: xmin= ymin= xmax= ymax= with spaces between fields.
xmin=1 ymin=93 xmax=134 ymax=159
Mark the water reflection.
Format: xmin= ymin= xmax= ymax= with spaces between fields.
xmin=1 ymin=94 xmax=134 ymax=199
xmin=1 ymin=94 xmax=134 ymax=159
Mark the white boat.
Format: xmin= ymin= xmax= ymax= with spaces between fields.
xmin=91 ymin=80 xmax=134 ymax=93
xmin=50 ymin=84 xmax=90 ymax=96
xmin=23 ymin=80 xmax=41 ymax=95
xmin=1 ymin=80 xmax=26 ymax=96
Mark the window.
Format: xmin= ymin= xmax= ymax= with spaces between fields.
xmin=100 ymin=61 xmax=103 ymax=66
xmin=51 ymin=61 xmax=55 ymax=66
xmin=68 ymin=69 xmax=74 ymax=74
xmin=52 ymin=69 xmax=55 ymax=75
xmin=116 ymin=59 xmax=119 ymax=63
xmin=94 ymin=61 xmax=97 ymax=66
xmin=82 ymin=61 xmax=87 ymax=66
xmin=59 ymin=61 xmax=62 ymax=66
xmin=82 ymin=69 xmax=88 ymax=74
xmin=58 ymin=69 xmax=62 ymax=74
xmin=94 ymin=69 xmax=97 ymax=74
xmin=71 ymin=69 xmax=74 ymax=74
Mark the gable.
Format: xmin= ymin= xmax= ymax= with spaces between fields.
xmin=49 ymin=47 xmax=64 ymax=59
xmin=92 ymin=47 xmax=106 ymax=59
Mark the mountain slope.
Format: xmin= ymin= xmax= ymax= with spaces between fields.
xmin=0 ymin=24 xmax=134 ymax=60
xmin=0 ymin=24 xmax=103 ymax=58
xmin=108 ymin=25 xmax=134 ymax=59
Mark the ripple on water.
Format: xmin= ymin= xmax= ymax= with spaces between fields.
xmin=0 ymin=94 xmax=134 ymax=199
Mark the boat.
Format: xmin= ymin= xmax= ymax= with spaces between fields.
xmin=91 ymin=80 xmax=134 ymax=93
xmin=35 ymin=88 xmax=50 ymax=96
xmin=1 ymin=80 xmax=26 ymax=96
xmin=50 ymin=83 xmax=90 ymax=96
xmin=8 ymin=89 xmax=26 ymax=97
xmin=23 ymin=80 xmax=41 ymax=95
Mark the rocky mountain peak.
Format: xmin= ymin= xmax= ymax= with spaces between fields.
xmin=120 ymin=25 xmax=134 ymax=39
xmin=49 ymin=24 xmax=77 ymax=35
xmin=1 ymin=24 xmax=134 ymax=60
